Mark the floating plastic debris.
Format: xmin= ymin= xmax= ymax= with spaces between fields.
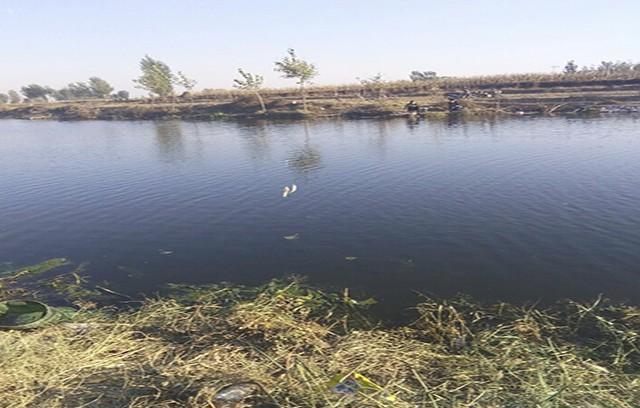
xmin=328 ymin=372 xmax=396 ymax=401
xmin=282 ymin=184 xmax=298 ymax=198
xmin=345 ymin=256 xmax=358 ymax=261
xmin=0 ymin=300 xmax=55 ymax=330
xmin=330 ymin=378 xmax=359 ymax=395
xmin=213 ymin=382 xmax=262 ymax=408
xmin=283 ymin=233 xmax=299 ymax=240
xmin=95 ymin=285 xmax=133 ymax=300
xmin=159 ymin=249 xmax=174 ymax=255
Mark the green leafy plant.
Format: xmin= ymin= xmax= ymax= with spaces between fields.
xmin=274 ymin=48 xmax=318 ymax=111
xmin=233 ymin=68 xmax=266 ymax=113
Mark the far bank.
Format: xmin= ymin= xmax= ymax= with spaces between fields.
xmin=1 ymin=77 xmax=639 ymax=121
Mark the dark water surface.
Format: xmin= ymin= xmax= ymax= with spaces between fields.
xmin=1 ymin=117 xmax=639 ymax=313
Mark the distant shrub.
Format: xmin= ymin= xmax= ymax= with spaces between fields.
xmin=112 ymin=90 xmax=130 ymax=101
xmin=410 ymin=70 xmax=438 ymax=81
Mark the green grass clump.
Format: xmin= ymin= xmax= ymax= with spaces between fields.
xmin=1 ymin=266 xmax=639 ymax=407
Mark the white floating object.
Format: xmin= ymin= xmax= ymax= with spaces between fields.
xmin=345 ymin=256 xmax=358 ymax=261
xmin=282 ymin=184 xmax=298 ymax=198
xmin=159 ymin=249 xmax=174 ymax=255
xmin=283 ymin=233 xmax=299 ymax=240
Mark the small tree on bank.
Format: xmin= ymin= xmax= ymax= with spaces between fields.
xmin=8 ymin=90 xmax=21 ymax=104
xmin=21 ymin=84 xmax=53 ymax=102
xmin=274 ymin=48 xmax=317 ymax=112
xmin=56 ymin=82 xmax=93 ymax=100
xmin=112 ymin=90 xmax=130 ymax=101
xmin=357 ymin=73 xmax=387 ymax=99
xmin=176 ymin=71 xmax=197 ymax=94
xmin=134 ymin=56 xmax=196 ymax=98
xmin=88 ymin=77 xmax=114 ymax=98
xmin=409 ymin=70 xmax=437 ymax=81
xmin=233 ymin=69 xmax=266 ymax=113
xmin=0 ymin=93 xmax=8 ymax=104
xmin=563 ymin=60 xmax=578 ymax=74
xmin=134 ymin=55 xmax=175 ymax=97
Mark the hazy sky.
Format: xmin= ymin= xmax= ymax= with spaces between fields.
xmin=1 ymin=0 xmax=638 ymax=94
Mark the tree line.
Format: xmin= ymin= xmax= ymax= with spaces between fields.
xmin=132 ymin=49 xmax=318 ymax=111
xmin=0 ymin=49 xmax=319 ymax=112
xmin=563 ymin=60 xmax=640 ymax=75
xmin=0 ymin=78 xmax=129 ymax=104
xmin=2 ymin=53 xmax=638 ymax=109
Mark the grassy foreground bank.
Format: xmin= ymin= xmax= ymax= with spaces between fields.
xmin=1 ymin=260 xmax=639 ymax=407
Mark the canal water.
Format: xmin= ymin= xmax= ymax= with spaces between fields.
xmin=1 ymin=116 xmax=639 ymax=313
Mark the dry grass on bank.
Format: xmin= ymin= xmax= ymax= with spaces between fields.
xmin=2 ymin=71 xmax=639 ymax=121
xmin=199 ymin=72 xmax=640 ymax=100
xmin=1 ymin=266 xmax=640 ymax=408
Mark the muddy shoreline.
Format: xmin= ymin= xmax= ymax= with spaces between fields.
xmin=1 ymin=100 xmax=638 ymax=122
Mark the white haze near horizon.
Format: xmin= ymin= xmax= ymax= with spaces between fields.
xmin=1 ymin=0 xmax=639 ymax=95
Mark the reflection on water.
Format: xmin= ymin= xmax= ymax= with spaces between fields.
xmin=239 ymin=121 xmax=272 ymax=160
xmin=1 ymin=116 xmax=640 ymax=316
xmin=372 ymin=120 xmax=389 ymax=151
xmin=154 ymin=121 xmax=185 ymax=162
xmin=286 ymin=122 xmax=323 ymax=173
xmin=287 ymin=147 xmax=322 ymax=173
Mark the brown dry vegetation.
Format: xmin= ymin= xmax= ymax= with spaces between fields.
xmin=1 ymin=73 xmax=640 ymax=121
xmin=196 ymin=71 xmax=640 ymax=100
xmin=1 ymin=260 xmax=640 ymax=407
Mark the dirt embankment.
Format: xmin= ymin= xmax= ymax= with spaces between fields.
xmin=1 ymin=78 xmax=639 ymax=121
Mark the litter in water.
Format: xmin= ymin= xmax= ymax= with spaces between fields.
xmin=283 ymin=233 xmax=300 ymax=240
xmin=282 ymin=184 xmax=298 ymax=197
xmin=0 ymin=300 xmax=55 ymax=329
xmin=158 ymin=249 xmax=174 ymax=255
xmin=95 ymin=285 xmax=133 ymax=300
